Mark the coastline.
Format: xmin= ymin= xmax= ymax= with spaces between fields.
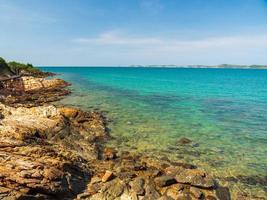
xmin=37 ymin=66 xmax=267 ymax=70
xmin=0 ymin=73 xmax=233 ymax=199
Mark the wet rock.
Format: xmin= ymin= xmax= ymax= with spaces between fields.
xmin=175 ymin=169 xmax=215 ymax=189
xmin=154 ymin=176 xmax=177 ymax=187
xmin=215 ymin=186 xmax=231 ymax=200
xmin=170 ymin=162 xmax=197 ymax=169
xmin=178 ymin=137 xmax=192 ymax=145
xmin=102 ymin=147 xmax=117 ymax=160
xmin=102 ymin=170 xmax=114 ymax=182
xmin=226 ymin=175 xmax=267 ymax=187
xmin=134 ymin=163 xmax=147 ymax=171
xmin=129 ymin=177 xmax=145 ymax=195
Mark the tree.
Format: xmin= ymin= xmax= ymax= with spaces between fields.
xmin=0 ymin=57 xmax=15 ymax=76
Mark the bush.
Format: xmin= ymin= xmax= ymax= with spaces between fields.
xmin=8 ymin=61 xmax=40 ymax=75
xmin=0 ymin=57 xmax=15 ymax=76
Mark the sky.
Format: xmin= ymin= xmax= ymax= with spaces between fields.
xmin=0 ymin=0 xmax=267 ymax=66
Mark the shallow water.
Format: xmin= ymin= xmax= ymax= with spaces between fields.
xmin=42 ymin=67 xmax=267 ymax=197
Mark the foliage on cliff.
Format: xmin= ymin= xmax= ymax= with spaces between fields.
xmin=0 ymin=56 xmax=53 ymax=77
xmin=0 ymin=57 xmax=15 ymax=77
xmin=8 ymin=61 xmax=40 ymax=75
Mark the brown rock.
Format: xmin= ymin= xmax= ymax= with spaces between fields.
xmin=190 ymin=187 xmax=203 ymax=199
xmin=144 ymin=182 xmax=161 ymax=200
xmin=129 ymin=177 xmax=145 ymax=195
xmin=103 ymin=147 xmax=117 ymax=160
xmin=178 ymin=137 xmax=192 ymax=145
xmin=175 ymin=169 xmax=215 ymax=189
xmin=102 ymin=170 xmax=114 ymax=182
xmin=215 ymin=186 xmax=231 ymax=200
xmin=158 ymin=195 xmax=175 ymax=200
xmin=154 ymin=176 xmax=177 ymax=187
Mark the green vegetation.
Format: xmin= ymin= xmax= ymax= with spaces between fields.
xmin=0 ymin=56 xmax=48 ymax=78
xmin=0 ymin=57 xmax=15 ymax=77
xmin=8 ymin=61 xmax=41 ymax=75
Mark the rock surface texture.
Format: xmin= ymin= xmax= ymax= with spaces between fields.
xmin=0 ymin=76 xmax=70 ymax=107
xmin=0 ymin=76 xmax=231 ymax=199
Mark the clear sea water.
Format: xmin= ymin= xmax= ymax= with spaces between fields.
xmin=41 ymin=67 xmax=267 ymax=198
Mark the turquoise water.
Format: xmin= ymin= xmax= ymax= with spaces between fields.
xmin=42 ymin=67 xmax=267 ymax=197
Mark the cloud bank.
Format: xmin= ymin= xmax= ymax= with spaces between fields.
xmin=73 ymin=31 xmax=267 ymax=49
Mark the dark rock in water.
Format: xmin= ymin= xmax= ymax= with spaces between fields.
xmin=129 ymin=177 xmax=145 ymax=195
xmin=170 ymin=162 xmax=197 ymax=169
xmin=175 ymin=169 xmax=215 ymax=189
xmin=134 ymin=163 xmax=147 ymax=171
xmin=215 ymin=186 xmax=231 ymax=200
xmin=102 ymin=147 xmax=117 ymax=160
xmin=181 ymin=149 xmax=201 ymax=157
xmin=223 ymin=175 xmax=267 ymax=187
xmin=154 ymin=176 xmax=177 ymax=187
xmin=168 ymin=146 xmax=179 ymax=151
xmin=237 ymin=175 xmax=267 ymax=187
xmin=161 ymin=156 xmax=171 ymax=162
xmin=192 ymin=143 xmax=200 ymax=147
xmin=178 ymin=137 xmax=192 ymax=145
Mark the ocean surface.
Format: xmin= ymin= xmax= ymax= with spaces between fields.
xmin=41 ymin=67 xmax=267 ymax=197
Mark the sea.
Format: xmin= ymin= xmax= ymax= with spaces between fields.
xmin=41 ymin=67 xmax=267 ymax=198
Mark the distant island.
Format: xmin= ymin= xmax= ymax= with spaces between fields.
xmin=129 ymin=64 xmax=267 ymax=69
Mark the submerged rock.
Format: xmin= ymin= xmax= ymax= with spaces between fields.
xmin=154 ymin=175 xmax=177 ymax=187
xmin=175 ymin=169 xmax=215 ymax=189
xmin=178 ymin=137 xmax=192 ymax=145
xmin=102 ymin=147 xmax=117 ymax=160
xmin=215 ymin=186 xmax=231 ymax=200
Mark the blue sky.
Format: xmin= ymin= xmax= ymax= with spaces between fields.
xmin=1 ymin=0 xmax=267 ymax=66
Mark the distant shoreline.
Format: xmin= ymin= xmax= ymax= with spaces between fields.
xmin=38 ymin=65 xmax=267 ymax=69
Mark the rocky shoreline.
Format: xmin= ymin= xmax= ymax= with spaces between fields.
xmin=0 ymin=75 xmax=231 ymax=200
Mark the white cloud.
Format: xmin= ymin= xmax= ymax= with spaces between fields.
xmin=69 ymin=31 xmax=267 ymax=65
xmin=73 ymin=31 xmax=267 ymax=50
xmin=73 ymin=31 xmax=162 ymax=45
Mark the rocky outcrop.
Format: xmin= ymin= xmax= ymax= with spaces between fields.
xmin=0 ymin=102 xmax=231 ymax=200
xmin=0 ymin=75 xmax=232 ymax=199
xmin=0 ymin=76 xmax=70 ymax=107
xmin=0 ymin=103 xmax=107 ymax=199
